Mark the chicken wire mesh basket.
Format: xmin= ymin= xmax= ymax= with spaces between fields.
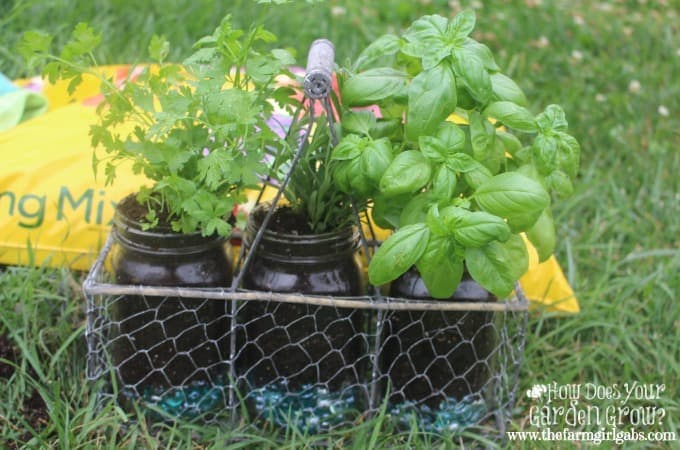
xmin=83 ymin=39 xmax=529 ymax=439
xmin=84 ymin=235 xmax=528 ymax=436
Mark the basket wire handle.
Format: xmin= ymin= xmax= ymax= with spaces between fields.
xmin=227 ymin=39 xmax=336 ymax=412
xmin=304 ymin=39 xmax=335 ymax=99
xmin=230 ymin=40 xmax=338 ymax=290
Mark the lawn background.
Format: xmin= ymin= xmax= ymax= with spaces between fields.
xmin=0 ymin=0 xmax=678 ymax=448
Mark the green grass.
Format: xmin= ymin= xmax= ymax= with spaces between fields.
xmin=1 ymin=0 xmax=678 ymax=448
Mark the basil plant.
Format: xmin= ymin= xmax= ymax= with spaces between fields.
xmin=333 ymin=11 xmax=581 ymax=299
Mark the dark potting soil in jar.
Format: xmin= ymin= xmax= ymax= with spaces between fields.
xmin=381 ymin=268 xmax=498 ymax=416
xmin=236 ymin=205 xmax=367 ymax=429
xmin=109 ymin=195 xmax=232 ymax=416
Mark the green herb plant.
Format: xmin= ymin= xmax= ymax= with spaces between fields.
xmin=19 ymin=16 xmax=297 ymax=237
xmin=333 ymin=11 xmax=581 ymax=299
xmin=265 ymin=100 xmax=355 ymax=234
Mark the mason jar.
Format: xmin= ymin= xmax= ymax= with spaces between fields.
xmin=381 ymin=268 xmax=497 ymax=411
xmin=236 ymin=206 xmax=366 ymax=429
xmin=109 ymin=195 xmax=231 ymax=417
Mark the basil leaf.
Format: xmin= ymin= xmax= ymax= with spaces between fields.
xmin=334 ymin=157 xmax=371 ymax=196
xmin=527 ymin=208 xmax=555 ymax=262
xmin=449 ymin=10 xmax=476 ymax=39
xmin=532 ymin=133 xmax=559 ymax=174
xmin=353 ymin=33 xmax=401 ymax=71
xmin=507 ymin=210 xmax=547 ymax=233
xmin=516 ymin=163 xmax=543 ymax=184
xmin=406 ymin=62 xmax=457 ymax=140
xmin=470 ymin=112 xmax=500 ymax=172
xmin=405 ymin=14 xmax=449 ymax=44
xmin=342 ymin=68 xmax=409 ymax=107
xmin=465 ymin=242 xmax=512 ymax=298
xmin=446 ymin=152 xmax=479 ymax=173
xmin=465 ymin=234 xmax=528 ymax=298
xmin=403 ymin=14 xmax=450 ymax=69
xmin=455 ymin=85 xmax=476 ymax=110
xmin=496 ymin=131 xmax=523 ymax=157
xmin=368 ymin=223 xmax=430 ymax=286
xmin=331 ymin=161 xmax=352 ymax=193
xmin=342 ymin=110 xmax=377 ymax=136
xmin=490 ymin=72 xmax=528 ymax=106
xmin=380 ymin=150 xmax=432 ymax=196
xmin=474 ymin=171 xmax=549 ymax=211
xmin=371 ymin=193 xmax=408 ymax=229
xmin=470 ymin=112 xmax=491 ymax=156
xmin=451 ymin=196 xmax=472 ymax=209
xmin=380 ymin=102 xmax=408 ymax=121
xmin=419 ymin=136 xmax=448 ymax=162
xmin=400 ymin=192 xmax=433 ymax=226
xmin=474 ymin=172 xmax=550 ymax=231
xmin=332 ymin=134 xmax=364 ymax=160
xmin=451 ymin=49 xmax=492 ymax=104
xmin=369 ymin=118 xmax=403 ymax=141
xmin=432 ymin=164 xmax=458 ymax=200
xmin=453 ymin=211 xmax=511 ymax=247
xmin=483 ymin=101 xmax=538 ymax=133
xmin=416 ymin=235 xmax=464 ymax=299
xmin=435 ymin=121 xmax=466 ymax=151
xmin=463 ymin=38 xmax=499 ymax=71
xmin=462 ymin=161 xmax=493 ymax=189
xmin=488 ymin=135 xmax=506 ymax=174
xmin=361 ymin=138 xmax=393 ymax=183
xmin=504 ymin=233 xmax=530 ymax=281
xmin=536 ymin=104 xmax=568 ymax=132
xmin=438 ymin=205 xmax=467 ymax=229
xmin=425 ymin=203 xmax=448 ymax=236
xmin=515 ymin=145 xmax=533 ymax=164
xmin=546 ymin=169 xmax=574 ymax=198
xmin=556 ymin=132 xmax=580 ymax=179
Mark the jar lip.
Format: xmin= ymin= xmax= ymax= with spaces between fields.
xmin=114 ymin=212 xmax=188 ymax=235
xmin=113 ymin=207 xmax=224 ymax=254
xmin=245 ymin=203 xmax=359 ymax=246
xmin=246 ymin=223 xmax=358 ymax=245
xmin=114 ymin=193 xmax=223 ymax=238
xmin=244 ymin=224 xmax=360 ymax=257
xmin=244 ymin=210 xmax=360 ymax=262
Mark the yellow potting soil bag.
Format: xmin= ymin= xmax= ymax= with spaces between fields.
xmin=1 ymin=67 xmax=145 ymax=270
xmin=0 ymin=66 xmax=579 ymax=313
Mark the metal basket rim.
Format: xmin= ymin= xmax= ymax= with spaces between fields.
xmin=83 ymin=233 xmax=529 ymax=312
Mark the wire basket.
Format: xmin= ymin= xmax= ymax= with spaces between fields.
xmin=83 ymin=39 xmax=529 ymax=438
xmin=84 ymin=235 xmax=527 ymax=435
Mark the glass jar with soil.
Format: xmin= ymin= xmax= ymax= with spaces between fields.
xmin=236 ymin=204 xmax=367 ymax=431
xmin=109 ymin=194 xmax=232 ymax=419
xmin=380 ymin=267 xmax=498 ymax=432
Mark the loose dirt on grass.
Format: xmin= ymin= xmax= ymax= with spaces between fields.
xmin=0 ymin=333 xmax=16 ymax=378
xmin=1 ymin=333 xmax=49 ymax=447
